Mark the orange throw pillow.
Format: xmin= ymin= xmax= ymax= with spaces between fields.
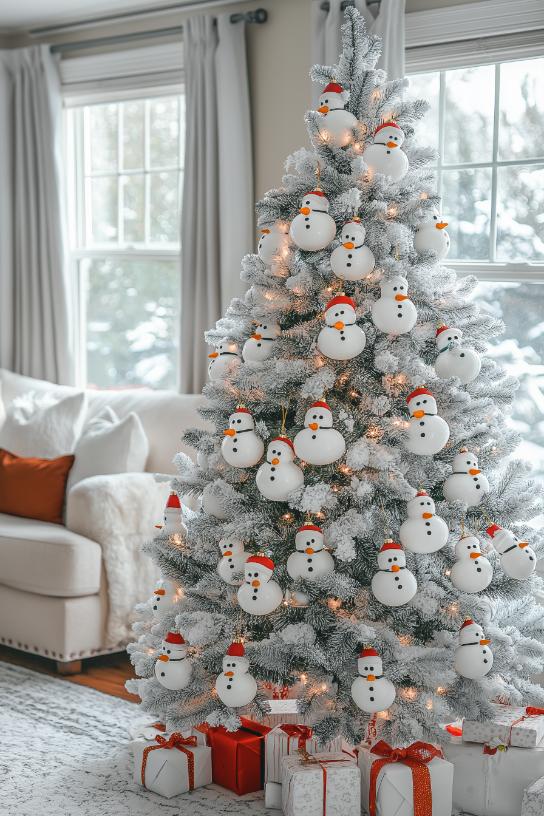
xmin=0 ymin=448 xmax=75 ymax=525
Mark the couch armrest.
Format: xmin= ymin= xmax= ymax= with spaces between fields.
xmin=65 ymin=473 xmax=170 ymax=646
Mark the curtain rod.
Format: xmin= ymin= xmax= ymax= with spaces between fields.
xmin=319 ymin=1 xmax=382 ymax=9
xmin=49 ymin=8 xmax=267 ymax=55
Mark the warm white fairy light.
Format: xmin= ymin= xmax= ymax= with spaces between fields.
xmin=425 ymin=698 xmax=434 ymax=711
xmin=371 ymin=89 xmax=382 ymax=102
xmin=328 ymin=598 xmax=342 ymax=611
xmin=366 ymin=425 xmax=383 ymax=440
xmin=321 ymin=683 xmax=328 ymax=692
xmin=300 ymin=673 xmax=308 ymax=685
xmin=448 ymin=602 xmax=460 ymax=614
xmin=436 ymin=686 xmax=447 ymax=696
xmin=282 ymin=512 xmax=294 ymax=522
xmin=398 ymin=634 xmax=412 ymax=646
xmin=400 ymin=687 xmax=418 ymax=701
xmin=420 ymin=191 xmax=429 ymax=200
xmin=338 ymin=463 xmax=353 ymax=475
xmin=387 ymin=204 xmax=398 ymax=219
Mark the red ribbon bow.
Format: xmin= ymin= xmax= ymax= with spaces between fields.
xmin=141 ymin=732 xmax=198 ymax=790
xmin=281 ymin=723 xmax=313 ymax=750
xmin=369 ymin=741 xmax=444 ymax=816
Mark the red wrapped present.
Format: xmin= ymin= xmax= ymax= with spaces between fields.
xmin=196 ymin=717 xmax=270 ymax=795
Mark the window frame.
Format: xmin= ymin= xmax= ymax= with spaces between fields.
xmin=65 ymin=87 xmax=184 ymax=390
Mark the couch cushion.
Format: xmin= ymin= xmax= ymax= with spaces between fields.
xmin=0 ymin=449 xmax=75 ymax=524
xmin=0 ymin=513 xmax=102 ymax=597
xmin=0 ymin=388 xmax=86 ymax=458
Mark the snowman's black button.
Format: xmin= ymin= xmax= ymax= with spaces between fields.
xmin=312 ymin=434 xmax=317 ymax=439
xmin=160 ymin=672 xmax=165 ymax=677
xmin=233 ymin=447 xmax=238 ymax=452
xmin=484 ymin=659 xmax=488 ymax=663
xmin=370 ymin=696 xmax=375 ymax=701
xmin=308 ymin=558 xmax=313 ymax=562
xmin=227 ymin=685 xmax=232 ymax=690
xmin=427 ymin=531 xmax=432 ymax=535
xmin=271 ymin=467 xmax=276 ymax=472
xmin=398 ymin=584 xmax=403 ymax=589
xmin=305 ymin=217 xmax=309 ymax=221
xmin=420 ymin=422 xmax=424 ymax=426
xmin=395 ymin=576 xmax=400 ymax=581
xmin=308 ymin=567 xmax=314 ymax=572
xmin=420 ymin=433 xmax=426 ymax=437
xmin=252 ymin=595 xmax=257 ymax=600
xmin=347 ymin=263 xmax=352 ymax=267
xmin=477 ymin=567 xmax=481 ymax=572
xmin=369 ymin=686 xmax=374 ymax=691
xmin=153 ymin=605 xmax=157 ymax=610
xmin=476 ymin=484 xmax=481 ymax=489
xmin=460 ymin=353 xmax=465 ymax=357
xmin=270 ymin=476 xmax=275 ymax=481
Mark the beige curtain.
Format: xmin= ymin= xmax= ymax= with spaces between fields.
xmin=180 ymin=14 xmax=253 ymax=394
xmin=0 ymin=46 xmax=73 ymax=385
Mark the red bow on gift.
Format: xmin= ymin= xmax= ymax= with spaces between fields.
xmin=141 ymin=732 xmax=198 ymax=789
xmin=369 ymin=740 xmax=444 ymax=816
xmin=281 ymin=724 xmax=313 ymax=750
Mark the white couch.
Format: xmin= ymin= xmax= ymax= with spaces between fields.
xmin=0 ymin=369 xmax=205 ymax=673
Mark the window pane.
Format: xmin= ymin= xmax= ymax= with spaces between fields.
xmin=83 ymin=257 xmax=179 ymax=389
xmin=149 ymin=97 xmax=180 ymax=168
xmin=472 ymin=281 xmax=544 ymax=487
xmin=408 ymin=71 xmax=440 ymax=155
xmin=150 ymin=172 xmax=179 ymax=243
xmin=443 ymin=65 xmax=495 ymax=165
xmin=122 ymin=173 xmax=145 ymax=244
xmin=499 ymin=57 xmax=544 ymax=161
xmin=179 ymin=94 xmax=186 ymax=165
xmin=496 ymin=164 xmax=544 ymax=262
xmin=441 ymin=167 xmax=491 ymax=259
xmin=122 ymin=100 xmax=145 ymax=170
xmin=89 ymin=104 xmax=118 ymax=172
xmin=90 ymin=176 xmax=118 ymax=243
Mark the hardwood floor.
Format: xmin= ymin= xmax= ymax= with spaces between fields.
xmin=0 ymin=645 xmax=139 ymax=702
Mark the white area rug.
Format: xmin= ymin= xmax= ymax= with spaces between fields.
xmin=0 ymin=662 xmax=275 ymax=816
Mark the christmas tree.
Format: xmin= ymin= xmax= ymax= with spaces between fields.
xmin=128 ymin=7 xmax=544 ymax=748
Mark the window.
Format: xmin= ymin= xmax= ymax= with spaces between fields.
xmin=66 ymin=93 xmax=184 ymax=389
xmin=408 ymin=57 xmax=544 ymax=273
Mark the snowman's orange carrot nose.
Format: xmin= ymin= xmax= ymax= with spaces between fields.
xmin=386 ymin=141 xmax=398 ymax=148
xmin=154 ymin=524 xmax=163 ymax=529
xmin=480 ymin=639 xmax=490 ymax=646
xmin=318 ymin=105 xmax=329 ymax=114
xmin=252 ymin=333 xmax=262 ymax=340
xmin=366 ymin=674 xmax=376 ymax=682
xmin=469 ymin=468 xmax=481 ymax=475
xmin=334 ymin=321 xmax=345 ymax=330
xmin=436 ymin=221 xmax=448 ymax=229
xmin=224 ymin=671 xmax=234 ymax=677
xmin=519 ymin=541 xmax=529 ymax=549
xmin=300 ymin=206 xmax=311 ymax=215
xmin=412 ymin=410 xmax=425 ymax=419
xmin=223 ymin=550 xmax=233 ymax=557
xmin=158 ymin=654 xmax=169 ymax=662
xmin=422 ymin=512 xmax=433 ymax=519
xmin=391 ymin=564 xmax=401 ymax=573
xmin=261 ymin=228 xmax=271 ymax=234
xmin=343 ymin=241 xmax=354 ymax=250
xmin=208 ymin=351 xmax=218 ymax=358
xmin=470 ymin=552 xmax=480 ymax=559
xmin=305 ymin=547 xmax=315 ymax=555
xmin=251 ymin=579 xmax=260 ymax=588
xmin=271 ymin=457 xmax=280 ymax=465
xmin=309 ymin=422 xmax=319 ymax=431
xmin=224 ymin=428 xmax=236 ymax=437
xmin=395 ymin=294 xmax=408 ymax=301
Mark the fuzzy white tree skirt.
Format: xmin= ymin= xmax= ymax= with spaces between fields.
xmin=1 ymin=661 xmax=275 ymax=815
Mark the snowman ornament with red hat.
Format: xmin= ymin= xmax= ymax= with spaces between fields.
xmin=330 ymin=218 xmax=375 ymax=281
xmin=363 ymin=122 xmax=409 ymax=181
xmin=371 ymin=541 xmax=417 ymax=607
xmin=158 ymin=492 xmax=185 ymax=537
xmin=294 ymin=400 xmax=346 ymax=465
xmin=435 ymin=325 xmax=481 ymax=385
xmin=454 ymin=618 xmax=493 ymax=679
xmin=237 ymin=554 xmax=283 ymax=615
xmin=317 ymin=294 xmax=366 ymax=360
xmin=290 ymin=190 xmax=336 ymax=251
xmin=256 ymin=436 xmax=304 ymax=501
xmin=215 ymin=640 xmax=257 ymax=707
xmin=222 ymin=406 xmax=264 ymax=468
xmin=286 ymin=524 xmax=335 ymax=580
xmin=351 ymin=646 xmax=396 ymax=713
xmin=405 ymin=387 xmax=450 ymax=456
xmin=371 ymin=275 xmax=417 ymax=335
xmin=399 ymin=490 xmax=449 ymax=553
xmin=486 ymin=523 xmax=536 ymax=580
xmin=316 ymin=82 xmax=358 ymax=147
xmin=154 ymin=631 xmax=193 ymax=690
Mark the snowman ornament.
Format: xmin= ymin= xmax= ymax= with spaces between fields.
xmin=414 ymin=209 xmax=450 ymax=259
xmin=155 ymin=631 xmax=192 ymax=691
xmin=399 ymin=490 xmax=449 ymax=554
xmin=243 ymin=321 xmax=280 ymax=363
xmin=258 ymin=223 xmax=289 ymax=269
xmin=363 ymin=122 xmax=409 ymax=181
xmin=330 ymin=218 xmax=375 ymax=281
xmin=294 ymin=401 xmax=346 ymax=466
xmin=454 ymin=618 xmax=493 ymax=679
xmin=150 ymin=578 xmax=179 ymax=618
xmin=435 ymin=325 xmax=481 ymax=385
xmin=290 ymin=190 xmax=336 ymax=252
xmin=208 ymin=339 xmax=241 ymax=381
xmin=316 ymin=82 xmax=358 ymax=147
xmin=215 ymin=640 xmax=257 ymax=708
xmin=237 ymin=554 xmax=283 ymax=616
xmin=351 ymin=647 xmax=396 ymax=714
xmin=317 ymin=294 xmax=365 ymax=361
xmin=222 ymin=407 xmax=264 ymax=468
xmin=217 ymin=537 xmax=248 ymax=585
xmin=158 ymin=492 xmax=185 ymax=537
xmin=256 ymin=436 xmax=304 ymax=501
xmin=371 ymin=276 xmax=417 ymax=335
xmin=371 ymin=541 xmax=417 ymax=607
xmin=443 ymin=449 xmax=489 ymax=507
xmin=450 ymin=535 xmax=493 ymax=593
xmin=405 ymin=387 xmax=450 ymax=456
xmin=286 ymin=524 xmax=335 ymax=580
xmin=486 ymin=524 xmax=536 ymax=580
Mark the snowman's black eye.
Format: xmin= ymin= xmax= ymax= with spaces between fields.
xmin=319 ymin=415 xmax=324 ymax=419
xmin=454 ymin=335 xmax=458 ymax=339
xmin=312 ymin=414 xmax=317 ymax=419
xmin=393 ymin=557 xmax=398 ymax=561
xmin=369 ymin=665 xmax=374 ymax=670
xmin=427 ymin=501 xmax=431 ymax=505
xmin=232 ymin=662 xmax=236 ymax=667
xmin=341 ymin=310 xmax=345 ymax=314
xmin=416 ymin=401 xmax=420 ymax=406
xmin=237 ymin=418 xmax=242 ymax=423
xmin=167 ymin=649 xmax=171 ymax=654
xmin=423 ymin=399 xmax=427 ymax=404
xmin=388 ymin=557 xmax=392 ymax=562
xmin=311 ymin=538 xmax=315 ymax=543
xmin=433 ymin=215 xmax=437 ymax=220
xmin=393 ymin=286 xmax=398 ymax=291
xmin=466 ymin=461 xmax=471 ymax=465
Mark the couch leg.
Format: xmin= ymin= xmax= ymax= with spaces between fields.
xmin=56 ymin=659 xmax=82 ymax=675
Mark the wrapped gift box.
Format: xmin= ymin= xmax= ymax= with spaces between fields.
xmin=128 ymin=720 xmax=206 ymax=745
xmin=443 ymin=734 xmax=544 ymax=816
xmin=265 ymin=723 xmax=342 ymax=783
xmin=131 ymin=732 xmax=212 ymax=798
xmin=358 ymin=741 xmax=453 ymax=816
xmin=281 ymin=751 xmax=360 ymax=816
xmin=522 ymin=775 xmax=544 ymax=816
xmin=196 ymin=717 xmax=269 ymax=795
xmin=265 ymin=780 xmax=282 ymax=809
xmin=462 ymin=703 xmax=544 ymax=749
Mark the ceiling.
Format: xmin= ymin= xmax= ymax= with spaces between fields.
xmin=0 ymin=0 xmax=198 ymax=31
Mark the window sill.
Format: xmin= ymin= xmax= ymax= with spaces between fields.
xmin=449 ymin=261 xmax=544 ymax=283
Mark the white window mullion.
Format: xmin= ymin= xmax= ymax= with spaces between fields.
xmin=118 ymin=102 xmax=124 ymax=247
xmin=144 ymin=98 xmax=151 ymax=245
xmin=489 ymin=62 xmax=501 ymax=264
xmin=437 ymin=70 xmax=446 ymax=198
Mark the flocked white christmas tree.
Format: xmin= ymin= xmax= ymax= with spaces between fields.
xmin=128 ymin=8 xmax=544 ymax=747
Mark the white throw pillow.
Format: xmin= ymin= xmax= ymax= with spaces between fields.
xmin=0 ymin=390 xmax=86 ymax=458
xmin=67 ymin=407 xmax=149 ymax=491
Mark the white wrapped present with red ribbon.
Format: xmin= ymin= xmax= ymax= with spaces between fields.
xmin=462 ymin=704 xmax=544 ymax=749
xmin=281 ymin=750 xmax=360 ymax=816
xmin=265 ymin=723 xmax=342 ymax=783
xmin=131 ymin=731 xmax=212 ymax=798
